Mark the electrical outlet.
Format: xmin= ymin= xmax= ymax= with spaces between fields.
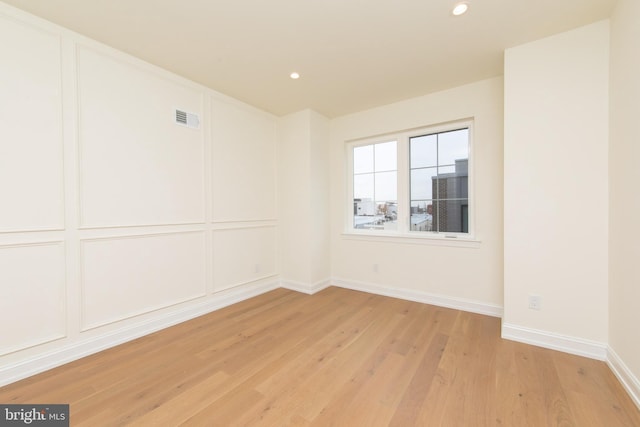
xmin=254 ymin=264 xmax=261 ymax=273
xmin=373 ymin=263 xmax=379 ymax=273
xmin=528 ymin=295 xmax=542 ymax=311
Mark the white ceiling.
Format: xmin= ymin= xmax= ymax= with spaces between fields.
xmin=3 ymin=0 xmax=617 ymax=117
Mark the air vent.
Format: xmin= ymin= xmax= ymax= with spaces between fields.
xmin=174 ymin=108 xmax=200 ymax=129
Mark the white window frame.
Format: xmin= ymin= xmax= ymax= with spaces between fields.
xmin=345 ymin=119 xmax=477 ymax=245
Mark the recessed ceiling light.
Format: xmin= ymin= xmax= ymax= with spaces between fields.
xmin=452 ymin=2 xmax=469 ymax=16
xmin=290 ymin=72 xmax=300 ymax=79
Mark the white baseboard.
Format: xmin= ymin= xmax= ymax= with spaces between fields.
xmin=607 ymin=347 xmax=640 ymax=410
xmin=331 ymin=277 xmax=503 ymax=318
xmin=501 ymin=323 xmax=608 ymax=360
xmin=0 ymin=280 xmax=279 ymax=387
xmin=281 ymin=278 xmax=331 ymax=295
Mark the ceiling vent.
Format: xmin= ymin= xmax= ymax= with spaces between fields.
xmin=174 ymin=108 xmax=200 ymax=129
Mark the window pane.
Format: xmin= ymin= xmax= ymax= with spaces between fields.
xmin=354 ymin=145 xmax=374 ymax=174
xmin=438 ymin=165 xmax=455 ymax=174
xmin=354 ymin=200 xmax=397 ymax=230
xmin=354 ymin=173 xmax=373 ymax=199
xmin=374 ymin=141 xmax=397 ymax=172
xmin=374 ymin=171 xmax=397 ymax=201
xmin=410 ymin=201 xmax=435 ymax=232
xmin=410 ymin=167 xmax=437 ymax=200
xmin=435 ymin=199 xmax=469 ymax=233
xmin=354 ymin=196 xmax=377 ymax=229
xmin=410 ymin=134 xmax=437 ymax=168
xmin=438 ymin=128 xmax=468 ymax=166
xmin=376 ymin=201 xmax=397 ymax=230
xmin=438 ymin=165 xmax=468 ymax=200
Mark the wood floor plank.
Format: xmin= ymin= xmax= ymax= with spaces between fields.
xmin=388 ymin=332 xmax=449 ymax=427
xmin=301 ymin=314 xmax=412 ymax=424
xmin=1 ymin=287 xmax=639 ymax=426
xmin=530 ymin=347 xmax=576 ymax=427
xmin=125 ymin=371 xmax=230 ymax=427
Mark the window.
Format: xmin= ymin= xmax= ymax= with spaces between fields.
xmin=348 ymin=121 xmax=473 ymax=239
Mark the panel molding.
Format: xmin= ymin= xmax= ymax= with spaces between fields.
xmin=213 ymin=274 xmax=280 ymax=294
xmin=79 ymin=230 xmax=207 ymax=331
xmin=607 ymin=346 xmax=640 ymax=410
xmin=0 ymin=241 xmax=67 ymax=356
xmin=210 ymin=96 xmax=277 ymax=223
xmin=0 ymin=279 xmax=279 ymax=388
xmin=75 ymin=43 xmax=206 ymax=229
xmin=0 ymin=334 xmax=67 ymax=359
xmin=211 ymin=222 xmax=277 ymax=231
xmin=212 ymin=218 xmax=278 ymax=226
xmin=77 ymin=224 xmax=207 ymax=240
xmin=501 ymin=322 xmax=608 ymax=360
xmin=0 ymin=225 xmax=66 ymax=235
xmin=0 ymin=240 xmax=65 ymax=249
xmin=0 ymin=232 xmax=65 ymax=247
xmin=212 ymin=226 xmax=278 ymax=292
xmin=78 ymin=229 xmax=207 ymax=243
xmin=0 ymin=11 xmax=65 ymax=234
xmin=78 ymin=221 xmax=208 ymax=231
xmin=211 ymin=220 xmax=278 ymax=229
xmin=332 ymin=277 xmax=503 ymax=317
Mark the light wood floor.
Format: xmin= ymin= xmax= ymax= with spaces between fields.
xmin=1 ymin=287 xmax=639 ymax=426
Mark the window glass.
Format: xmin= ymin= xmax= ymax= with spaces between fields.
xmin=353 ymin=140 xmax=397 ymax=230
xmin=374 ymin=171 xmax=397 ymax=201
xmin=374 ymin=141 xmax=397 ymax=172
xmin=410 ymin=167 xmax=437 ymax=200
xmin=353 ymin=145 xmax=374 ymax=174
xmin=410 ymin=134 xmax=437 ymax=169
xmin=410 ymin=128 xmax=469 ymax=234
xmin=438 ymin=129 xmax=469 ymax=166
xmin=353 ymin=173 xmax=374 ymax=199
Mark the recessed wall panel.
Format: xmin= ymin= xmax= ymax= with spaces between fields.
xmin=77 ymin=46 xmax=205 ymax=228
xmin=81 ymin=232 xmax=206 ymax=329
xmin=213 ymin=227 xmax=277 ymax=291
xmin=0 ymin=243 xmax=66 ymax=355
xmin=211 ymin=99 xmax=277 ymax=221
xmin=0 ymin=16 xmax=63 ymax=232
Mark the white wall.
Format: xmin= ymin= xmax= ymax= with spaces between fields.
xmin=279 ymin=111 xmax=312 ymax=284
xmin=0 ymin=13 xmax=64 ymax=232
xmin=309 ymin=111 xmax=331 ymax=285
xmin=609 ymin=0 xmax=640 ymax=404
xmin=0 ymin=3 xmax=278 ymax=386
xmin=278 ymin=109 xmax=331 ymax=291
xmin=503 ymin=21 xmax=610 ymax=354
xmin=77 ymin=45 xmax=205 ymax=228
xmin=329 ymin=77 xmax=504 ymax=314
xmin=210 ymin=98 xmax=278 ymax=292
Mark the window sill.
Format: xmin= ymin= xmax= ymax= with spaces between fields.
xmin=341 ymin=231 xmax=481 ymax=248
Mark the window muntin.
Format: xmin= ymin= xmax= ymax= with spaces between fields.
xmin=348 ymin=121 xmax=472 ymax=239
xmin=353 ymin=140 xmax=397 ymax=230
